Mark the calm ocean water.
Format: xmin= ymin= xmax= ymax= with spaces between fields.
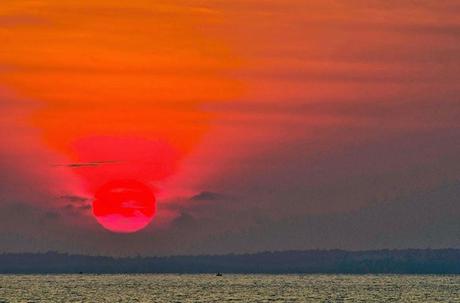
xmin=0 ymin=274 xmax=459 ymax=302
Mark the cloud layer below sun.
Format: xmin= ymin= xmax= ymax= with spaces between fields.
xmin=0 ymin=0 xmax=459 ymax=254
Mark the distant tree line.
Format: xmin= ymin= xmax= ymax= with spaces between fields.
xmin=0 ymin=249 xmax=459 ymax=274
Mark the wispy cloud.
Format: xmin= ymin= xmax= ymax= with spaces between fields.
xmin=190 ymin=191 xmax=226 ymax=201
xmin=53 ymin=160 xmax=119 ymax=168
xmin=58 ymin=195 xmax=88 ymax=203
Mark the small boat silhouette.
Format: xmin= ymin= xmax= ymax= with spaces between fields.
xmin=216 ymin=272 xmax=223 ymax=277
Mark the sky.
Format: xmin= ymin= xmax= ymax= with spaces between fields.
xmin=0 ymin=0 xmax=459 ymax=255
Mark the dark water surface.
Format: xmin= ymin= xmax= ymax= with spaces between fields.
xmin=0 ymin=274 xmax=459 ymax=302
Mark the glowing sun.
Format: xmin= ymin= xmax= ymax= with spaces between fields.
xmin=92 ymin=180 xmax=156 ymax=233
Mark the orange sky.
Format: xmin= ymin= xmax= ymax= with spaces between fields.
xmin=2 ymin=0 xmax=459 ymax=189
xmin=1 ymin=0 xmax=460 ymax=249
xmin=2 ymin=0 xmax=459 ymax=196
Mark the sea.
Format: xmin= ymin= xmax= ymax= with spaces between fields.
xmin=0 ymin=274 xmax=459 ymax=302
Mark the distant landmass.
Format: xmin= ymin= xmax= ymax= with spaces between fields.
xmin=0 ymin=249 xmax=459 ymax=274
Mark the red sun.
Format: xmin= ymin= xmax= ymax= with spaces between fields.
xmin=92 ymin=180 xmax=156 ymax=233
